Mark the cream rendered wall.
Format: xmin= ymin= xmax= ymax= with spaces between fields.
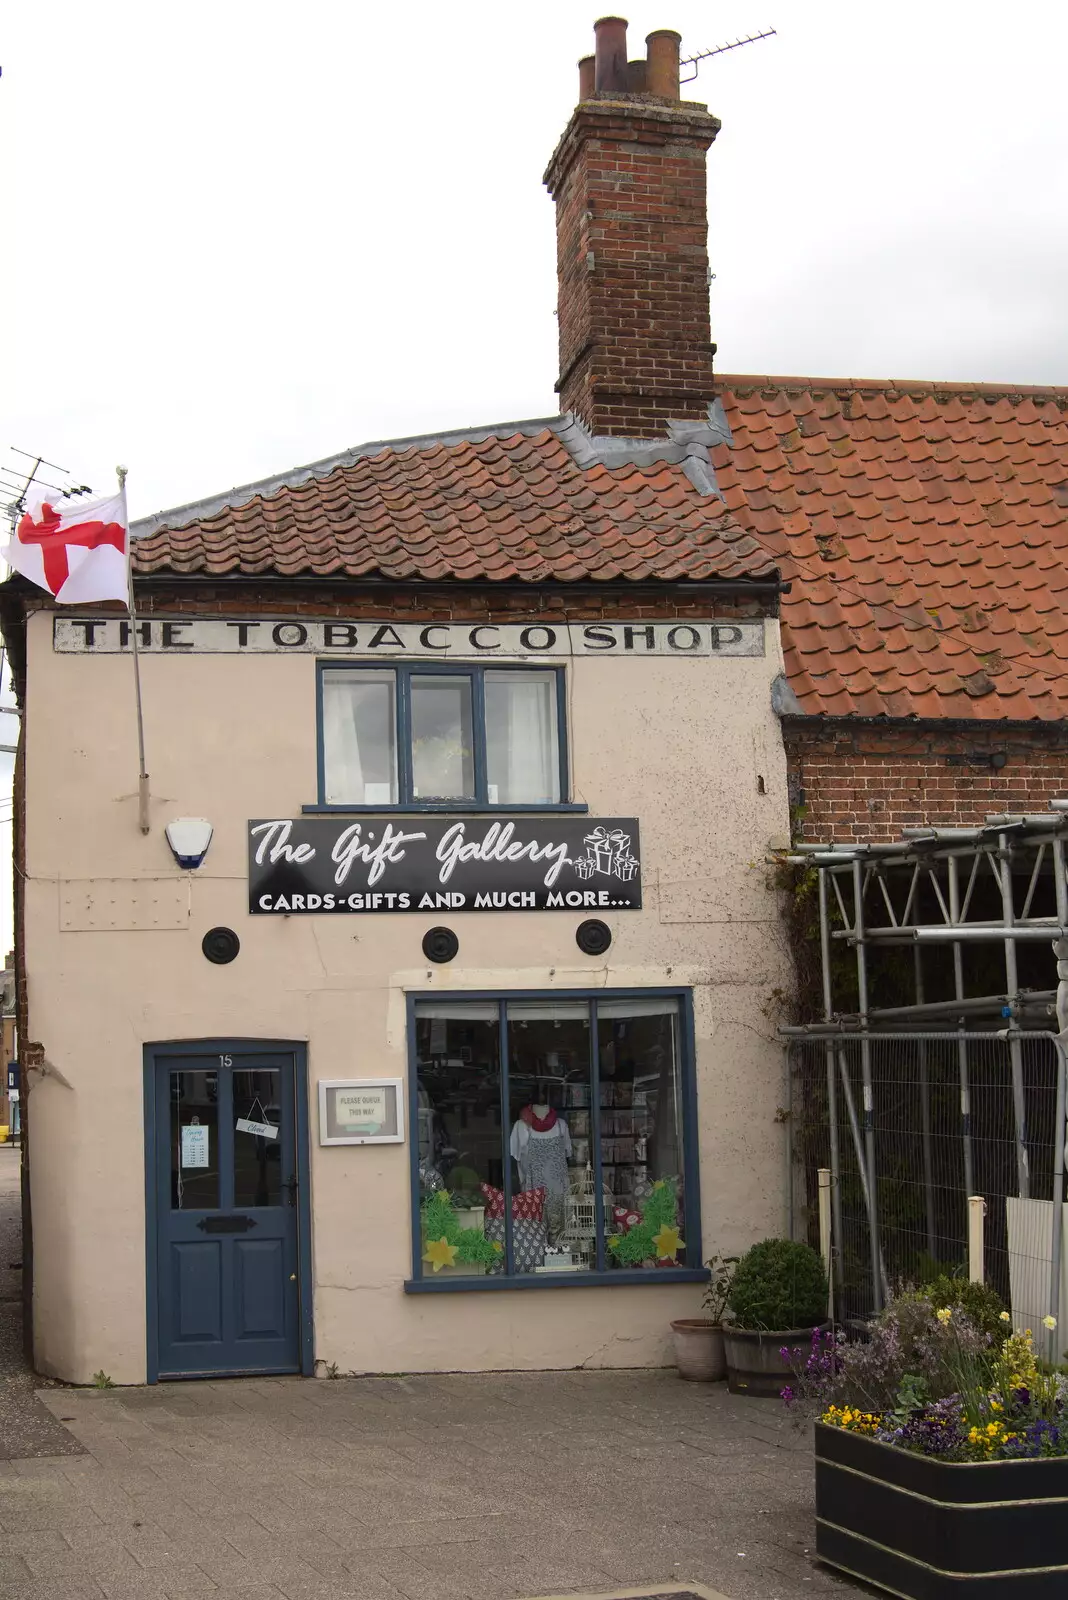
xmin=23 ymin=609 xmax=793 ymax=1383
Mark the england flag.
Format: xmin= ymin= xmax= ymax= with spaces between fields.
xmin=3 ymin=484 xmax=129 ymax=605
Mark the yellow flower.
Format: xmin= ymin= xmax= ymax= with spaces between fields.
xmin=423 ymin=1236 xmax=459 ymax=1273
xmin=935 ymin=1307 xmax=952 ymax=1325
xmin=1043 ymin=1315 xmax=1058 ymax=1331
xmin=651 ymin=1224 xmax=683 ymax=1262
xmin=999 ymin=1311 xmax=1011 ymax=1323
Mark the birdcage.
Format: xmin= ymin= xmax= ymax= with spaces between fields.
xmin=562 ymin=1163 xmax=611 ymax=1266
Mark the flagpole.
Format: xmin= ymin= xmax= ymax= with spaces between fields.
xmin=116 ymin=466 xmax=150 ymax=834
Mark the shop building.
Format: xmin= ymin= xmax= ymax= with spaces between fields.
xmin=3 ymin=22 xmax=797 ymax=1383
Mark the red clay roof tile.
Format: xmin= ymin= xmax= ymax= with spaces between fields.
xmin=715 ymin=376 xmax=1068 ymax=720
xmin=133 ymin=426 xmax=777 ymax=591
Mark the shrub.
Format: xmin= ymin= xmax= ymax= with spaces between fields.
xmin=915 ymin=1275 xmax=1009 ymax=1344
xmin=728 ymin=1238 xmax=827 ymax=1330
xmin=785 ymin=1297 xmax=991 ymax=1418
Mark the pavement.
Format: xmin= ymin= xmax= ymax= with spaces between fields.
xmin=0 ymin=1146 xmax=861 ymax=1600
xmin=0 ymin=1144 xmax=83 ymax=1461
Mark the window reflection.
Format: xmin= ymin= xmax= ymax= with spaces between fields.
xmin=233 ymin=1069 xmax=282 ymax=1208
xmin=170 ymin=1070 xmax=219 ymax=1210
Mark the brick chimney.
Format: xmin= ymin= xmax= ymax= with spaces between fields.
xmin=543 ymin=17 xmax=721 ymax=438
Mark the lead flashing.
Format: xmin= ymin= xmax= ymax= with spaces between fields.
xmin=555 ymin=405 xmax=727 ymax=499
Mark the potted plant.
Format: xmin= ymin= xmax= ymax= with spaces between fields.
xmin=420 ymin=1190 xmax=502 ymax=1277
xmin=722 ymin=1237 xmax=827 ymax=1396
xmin=785 ymin=1286 xmax=1067 ymax=1597
xmin=670 ymin=1253 xmax=737 ymax=1382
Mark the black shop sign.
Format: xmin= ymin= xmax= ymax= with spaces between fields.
xmin=248 ymin=816 xmax=641 ymax=914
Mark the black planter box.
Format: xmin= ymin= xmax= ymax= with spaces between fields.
xmin=816 ymin=1421 xmax=1068 ymax=1597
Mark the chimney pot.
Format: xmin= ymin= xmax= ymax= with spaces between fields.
xmin=578 ymin=54 xmax=595 ymax=100
xmin=646 ymin=28 xmax=681 ymax=100
xmin=626 ymin=58 xmax=648 ymax=93
xmin=593 ymin=16 xmax=629 ymax=93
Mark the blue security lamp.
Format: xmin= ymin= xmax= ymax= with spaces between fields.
xmin=165 ymin=818 xmax=214 ymax=870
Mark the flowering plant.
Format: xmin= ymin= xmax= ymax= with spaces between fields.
xmin=784 ymin=1293 xmax=1068 ymax=1462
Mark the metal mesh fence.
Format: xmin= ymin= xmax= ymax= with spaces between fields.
xmin=789 ymin=1031 xmax=1067 ymax=1339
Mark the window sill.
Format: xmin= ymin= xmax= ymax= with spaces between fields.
xmin=404 ymin=1267 xmax=709 ymax=1294
xmin=302 ymin=802 xmax=590 ymax=816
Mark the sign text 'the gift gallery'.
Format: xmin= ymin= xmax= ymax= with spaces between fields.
xmin=54 ymin=616 xmax=764 ymax=658
xmin=248 ymin=816 xmax=642 ymax=913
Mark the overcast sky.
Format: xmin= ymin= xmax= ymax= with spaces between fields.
xmin=1 ymin=0 xmax=1067 ymax=953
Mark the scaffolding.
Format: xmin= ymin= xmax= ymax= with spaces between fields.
xmin=781 ymin=798 xmax=1068 ymax=1353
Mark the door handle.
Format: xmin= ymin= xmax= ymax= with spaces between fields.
xmin=283 ymin=1177 xmax=298 ymax=1206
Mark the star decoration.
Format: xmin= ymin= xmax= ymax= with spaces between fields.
xmin=652 ymin=1224 xmax=683 ymax=1262
xmin=423 ymin=1236 xmax=458 ymax=1273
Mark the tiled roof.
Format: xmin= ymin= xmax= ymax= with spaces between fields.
xmin=131 ymin=422 xmax=775 ymax=587
xmin=131 ymin=378 xmax=1068 ymax=722
xmin=714 ymin=378 xmax=1068 ymax=721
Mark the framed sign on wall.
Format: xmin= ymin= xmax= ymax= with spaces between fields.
xmin=318 ymin=1079 xmax=404 ymax=1146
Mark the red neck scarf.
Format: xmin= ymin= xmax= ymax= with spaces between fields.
xmin=521 ymin=1104 xmax=558 ymax=1133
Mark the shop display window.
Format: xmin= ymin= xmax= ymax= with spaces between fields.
xmin=318 ymin=663 xmax=566 ymax=809
xmin=411 ymin=991 xmax=697 ymax=1284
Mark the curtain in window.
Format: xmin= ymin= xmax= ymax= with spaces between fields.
xmin=485 ymin=673 xmax=558 ymax=804
xmin=322 ymin=671 xmax=396 ymax=805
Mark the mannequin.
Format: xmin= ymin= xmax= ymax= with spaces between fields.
xmin=510 ymin=1097 xmax=572 ymax=1242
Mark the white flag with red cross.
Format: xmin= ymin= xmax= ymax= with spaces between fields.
xmin=2 ymin=483 xmax=129 ymax=605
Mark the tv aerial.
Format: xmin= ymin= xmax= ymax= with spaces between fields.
xmin=1 ymin=446 xmax=93 ymax=527
xmin=680 ymin=27 xmax=776 ymax=84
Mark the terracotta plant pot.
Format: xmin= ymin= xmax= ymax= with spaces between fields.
xmin=670 ymin=1317 xmax=726 ymax=1382
xmin=723 ymin=1324 xmax=820 ymax=1397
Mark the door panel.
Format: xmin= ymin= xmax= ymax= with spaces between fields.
xmin=153 ymin=1048 xmax=302 ymax=1377
xmin=172 ymin=1241 xmax=223 ymax=1342
xmin=235 ymin=1239 xmax=286 ymax=1339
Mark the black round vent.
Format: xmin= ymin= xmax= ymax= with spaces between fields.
xmin=576 ymin=919 xmax=612 ymax=956
xmin=422 ymin=926 xmax=459 ymax=964
xmin=202 ymin=927 xmax=240 ymax=965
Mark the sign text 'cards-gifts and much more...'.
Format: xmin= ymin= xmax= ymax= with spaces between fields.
xmin=248 ymin=816 xmax=641 ymax=913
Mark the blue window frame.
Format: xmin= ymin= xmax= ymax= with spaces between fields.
xmin=309 ymin=661 xmax=585 ymax=814
xmin=405 ymin=988 xmax=704 ymax=1294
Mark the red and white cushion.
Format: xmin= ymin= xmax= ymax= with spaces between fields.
xmin=480 ymin=1183 xmax=546 ymax=1221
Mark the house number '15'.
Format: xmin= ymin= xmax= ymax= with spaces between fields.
xmin=219 ymin=1054 xmax=233 ymax=1068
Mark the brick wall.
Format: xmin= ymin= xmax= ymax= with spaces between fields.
xmin=543 ymin=98 xmax=720 ymax=438
xmin=786 ymin=719 xmax=1068 ymax=842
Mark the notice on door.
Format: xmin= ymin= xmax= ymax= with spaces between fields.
xmin=181 ymin=1124 xmax=210 ymax=1168
xmin=235 ymin=1117 xmax=278 ymax=1140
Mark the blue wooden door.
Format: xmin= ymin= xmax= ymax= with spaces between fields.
xmin=154 ymin=1047 xmax=302 ymax=1377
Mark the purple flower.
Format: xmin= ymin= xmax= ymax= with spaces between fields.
xmin=781 ymin=1385 xmax=795 ymax=1407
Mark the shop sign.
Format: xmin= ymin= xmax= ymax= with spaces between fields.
xmin=248 ymin=815 xmax=641 ymax=914
xmin=54 ymin=616 xmax=764 ymax=658
xmin=319 ymin=1079 xmax=404 ymax=1146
